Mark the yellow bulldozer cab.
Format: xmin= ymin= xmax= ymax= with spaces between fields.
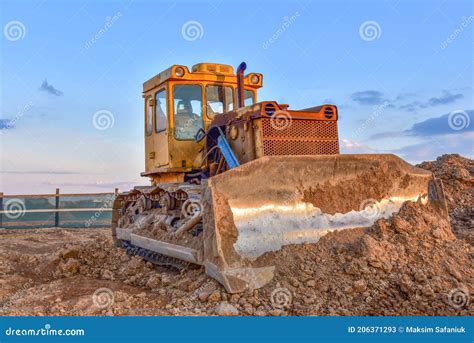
xmin=141 ymin=63 xmax=263 ymax=184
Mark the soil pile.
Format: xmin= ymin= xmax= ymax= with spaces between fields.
xmin=417 ymin=154 xmax=473 ymax=243
xmin=256 ymin=201 xmax=472 ymax=315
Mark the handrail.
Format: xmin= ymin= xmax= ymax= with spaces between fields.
xmin=0 ymin=188 xmax=120 ymax=229
xmin=0 ymin=192 xmax=117 ymax=199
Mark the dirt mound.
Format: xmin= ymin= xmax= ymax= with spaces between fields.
xmin=255 ymin=201 xmax=472 ymax=315
xmin=417 ymin=154 xmax=473 ymax=243
xmin=0 ymin=229 xmax=216 ymax=316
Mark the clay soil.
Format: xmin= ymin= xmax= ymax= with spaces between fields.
xmin=0 ymin=154 xmax=472 ymax=316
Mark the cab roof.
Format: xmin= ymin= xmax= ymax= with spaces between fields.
xmin=143 ymin=63 xmax=263 ymax=93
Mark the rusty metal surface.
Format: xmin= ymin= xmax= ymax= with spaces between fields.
xmin=209 ymin=101 xmax=338 ymax=127
xmin=143 ymin=64 xmax=262 ymax=93
xmin=260 ymin=118 xmax=339 ymax=156
xmin=208 ymin=101 xmax=340 ymax=166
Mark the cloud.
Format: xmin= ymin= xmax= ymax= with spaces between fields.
xmin=427 ymin=90 xmax=463 ymax=106
xmin=350 ymin=89 xmax=464 ymax=112
xmin=407 ymin=110 xmax=472 ymax=136
xmin=350 ymin=90 xmax=386 ymax=105
xmin=393 ymin=132 xmax=473 ymax=163
xmin=0 ymin=119 xmax=14 ymax=130
xmin=398 ymin=101 xmax=422 ymax=112
xmin=340 ymin=138 xmax=377 ymax=153
xmin=368 ymin=131 xmax=403 ymax=140
xmin=39 ymin=79 xmax=63 ymax=96
xmin=395 ymin=92 xmax=417 ymax=101
xmin=1 ymin=170 xmax=85 ymax=175
xmin=398 ymin=90 xmax=463 ymax=112
xmin=369 ymin=110 xmax=472 ymax=140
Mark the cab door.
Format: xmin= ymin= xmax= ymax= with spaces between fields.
xmin=153 ymin=87 xmax=169 ymax=168
xmin=144 ymin=86 xmax=169 ymax=174
xmin=144 ymin=95 xmax=154 ymax=173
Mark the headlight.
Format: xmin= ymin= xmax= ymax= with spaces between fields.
xmin=324 ymin=106 xmax=334 ymax=119
xmin=250 ymin=74 xmax=259 ymax=84
xmin=175 ymin=67 xmax=185 ymax=77
xmin=264 ymin=103 xmax=276 ymax=116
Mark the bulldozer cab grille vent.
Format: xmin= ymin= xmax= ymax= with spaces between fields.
xmin=261 ymin=118 xmax=339 ymax=156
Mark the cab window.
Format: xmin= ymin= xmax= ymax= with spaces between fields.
xmin=206 ymin=85 xmax=234 ymax=118
xmin=173 ymin=85 xmax=203 ymax=140
xmin=244 ymin=90 xmax=255 ymax=106
xmin=155 ymin=89 xmax=167 ymax=132
xmin=145 ymin=96 xmax=153 ymax=136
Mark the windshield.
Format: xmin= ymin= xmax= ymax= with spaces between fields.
xmin=173 ymin=85 xmax=203 ymax=140
xmin=244 ymin=89 xmax=254 ymax=106
xmin=206 ymin=85 xmax=234 ymax=118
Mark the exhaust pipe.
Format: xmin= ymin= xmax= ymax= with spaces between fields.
xmin=236 ymin=62 xmax=247 ymax=108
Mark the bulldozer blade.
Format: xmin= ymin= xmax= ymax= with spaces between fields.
xmin=202 ymin=154 xmax=448 ymax=293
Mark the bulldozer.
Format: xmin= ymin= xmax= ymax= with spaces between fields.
xmin=112 ymin=62 xmax=448 ymax=293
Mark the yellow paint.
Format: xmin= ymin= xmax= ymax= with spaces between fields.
xmin=141 ymin=63 xmax=263 ymax=183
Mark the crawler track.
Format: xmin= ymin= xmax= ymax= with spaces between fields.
xmin=112 ymin=183 xmax=203 ymax=268
xmin=121 ymin=240 xmax=189 ymax=270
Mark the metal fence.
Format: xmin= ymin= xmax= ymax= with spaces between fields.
xmin=0 ymin=188 xmax=118 ymax=229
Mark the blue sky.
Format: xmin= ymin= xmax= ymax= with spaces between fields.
xmin=1 ymin=0 xmax=472 ymax=194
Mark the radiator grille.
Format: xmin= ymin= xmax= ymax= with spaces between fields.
xmin=261 ymin=118 xmax=339 ymax=156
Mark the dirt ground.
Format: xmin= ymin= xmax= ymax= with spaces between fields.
xmin=0 ymin=154 xmax=472 ymax=316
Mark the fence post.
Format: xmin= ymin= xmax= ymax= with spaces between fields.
xmin=0 ymin=192 xmax=3 ymax=228
xmin=55 ymin=188 xmax=60 ymax=228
